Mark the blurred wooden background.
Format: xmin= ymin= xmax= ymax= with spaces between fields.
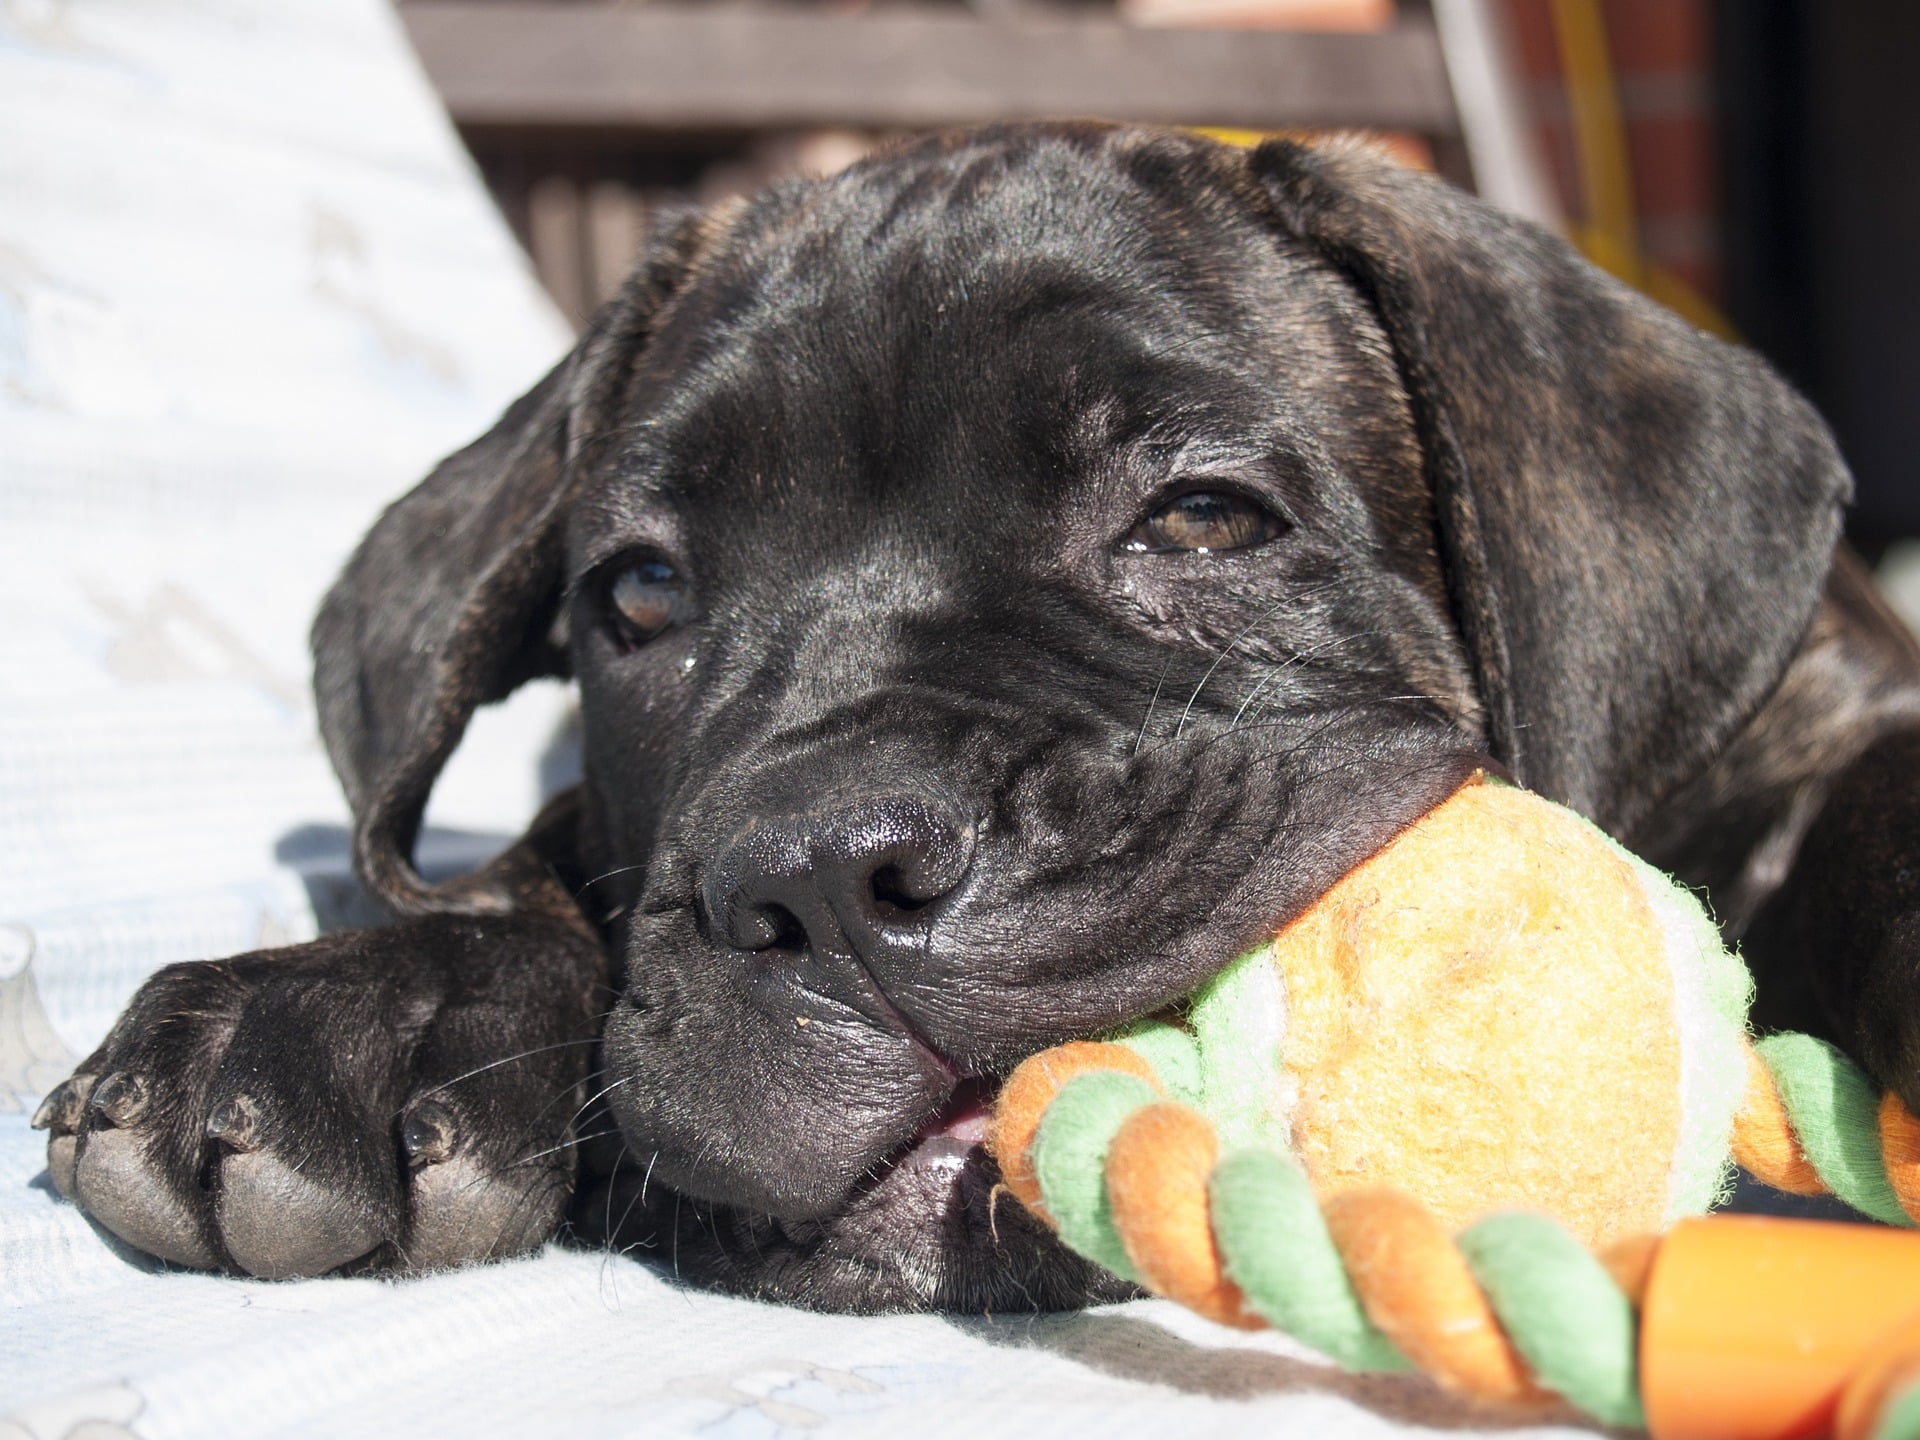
xmin=398 ymin=0 xmax=1713 ymax=324
xmin=394 ymin=0 xmax=1920 ymax=547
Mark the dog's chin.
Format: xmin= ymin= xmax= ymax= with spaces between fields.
xmin=575 ymin=1085 xmax=1137 ymax=1314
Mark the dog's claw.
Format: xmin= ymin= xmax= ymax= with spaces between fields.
xmin=46 ymin=1137 xmax=79 ymax=1199
xmin=401 ymin=1100 xmax=457 ymax=1167
xmin=205 ymin=1095 xmax=261 ymax=1152
xmin=37 ymin=1077 xmax=92 ymax=1199
xmin=31 ymin=1074 xmax=90 ymax=1132
xmin=89 ymin=1071 xmax=150 ymax=1128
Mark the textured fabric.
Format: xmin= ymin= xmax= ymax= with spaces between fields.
xmin=1731 ymin=1044 xmax=1830 ymax=1195
xmin=1011 ymin=1036 xmax=1649 ymax=1423
xmin=1320 ymin=1189 xmax=1545 ymax=1408
xmin=1602 ymin=831 xmax=1751 ymax=1223
xmin=985 ymin=1040 xmax=1158 ymax=1216
xmin=1109 ymin=1022 xmax=1203 ymax=1107
xmin=1184 ymin=936 xmax=1290 ymax=1152
xmin=1879 ymin=1094 xmax=1920 ymax=1223
xmin=1873 ymin=1385 xmax=1920 ymax=1440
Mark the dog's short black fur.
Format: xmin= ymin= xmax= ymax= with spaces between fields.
xmin=37 ymin=125 xmax=1920 ymax=1312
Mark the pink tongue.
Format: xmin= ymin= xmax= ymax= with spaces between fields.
xmin=927 ymin=1104 xmax=989 ymax=1144
xmin=915 ymin=1081 xmax=996 ymax=1144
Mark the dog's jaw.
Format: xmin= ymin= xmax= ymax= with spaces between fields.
xmin=579 ymin=1086 xmax=1136 ymax=1314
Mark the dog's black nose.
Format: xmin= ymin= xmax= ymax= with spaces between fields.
xmin=703 ymin=795 xmax=974 ymax=958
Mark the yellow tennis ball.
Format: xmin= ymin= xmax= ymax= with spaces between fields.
xmin=1128 ymin=773 xmax=1752 ymax=1250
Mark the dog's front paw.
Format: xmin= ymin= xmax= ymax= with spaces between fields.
xmin=32 ymin=914 xmax=605 ymax=1277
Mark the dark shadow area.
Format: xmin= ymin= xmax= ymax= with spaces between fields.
xmin=278 ymin=699 xmax=584 ymax=932
xmin=1717 ymin=0 xmax=1920 ymax=553
xmin=1720 ymin=1166 xmax=1871 ymax=1223
xmin=945 ymin=1310 xmax=1605 ymax=1432
xmin=273 ymin=824 xmax=517 ymax=933
xmin=539 ymin=707 xmax=584 ymax=799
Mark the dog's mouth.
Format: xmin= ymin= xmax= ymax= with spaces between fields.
xmin=580 ymin=1064 xmax=1129 ymax=1313
xmin=782 ymin=1076 xmax=1003 ymax=1265
xmin=757 ymin=1069 xmax=1129 ymax=1312
xmin=891 ymin=1074 xmax=998 ymax=1171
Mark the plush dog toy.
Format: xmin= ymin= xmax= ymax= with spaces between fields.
xmin=986 ymin=772 xmax=1920 ymax=1440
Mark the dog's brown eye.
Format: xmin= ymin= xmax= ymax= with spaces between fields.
xmin=1127 ymin=491 xmax=1281 ymax=554
xmin=605 ymin=560 xmax=681 ymax=647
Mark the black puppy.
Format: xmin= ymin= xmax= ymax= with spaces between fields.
xmin=35 ymin=124 xmax=1920 ymax=1312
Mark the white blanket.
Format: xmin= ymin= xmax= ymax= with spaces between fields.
xmin=0 ymin=3 xmax=1593 ymax=1432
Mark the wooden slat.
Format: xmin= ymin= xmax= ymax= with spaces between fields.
xmin=399 ymin=3 xmax=1459 ymax=134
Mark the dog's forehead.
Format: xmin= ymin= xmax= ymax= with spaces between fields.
xmin=572 ymin=130 xmax=1391 ymax=576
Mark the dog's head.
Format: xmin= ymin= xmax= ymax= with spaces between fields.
xmin=313 ymin=125 xmax=1846 ymax=1310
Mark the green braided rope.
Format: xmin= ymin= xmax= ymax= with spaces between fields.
xmin=1208 ymin=1148 xmax=1409 ymax=1373
xmin=1456 ymin=1214 xmax=1643 ymax=1427
xmin=1874 ymin=1380 xmax=1920 ymax=1440
xmin=1030 ymin=1070 xmax=1158 ymax=1283
xmin=1756 ymin=1033 xmax=1916 ymax=1227
xmin=1029 ymin=1072 xmax=1642 ymax=1425
xmin=1108 ymin=1021 xmax=1203 ymax=1108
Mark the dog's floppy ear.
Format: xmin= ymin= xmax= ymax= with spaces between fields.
xmin=1249 ymin=138 xmax=1850 ymax=835
xmin=313 ymin=215 xmax=718 ymax=915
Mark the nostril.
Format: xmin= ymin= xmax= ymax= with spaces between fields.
xmin=869 ymin=864 xmax=929 ymax=916
xmin=728 ymin=898 xmax=809 ymax=953
xmin=760 ymin=904 xmax=808 ymax=952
